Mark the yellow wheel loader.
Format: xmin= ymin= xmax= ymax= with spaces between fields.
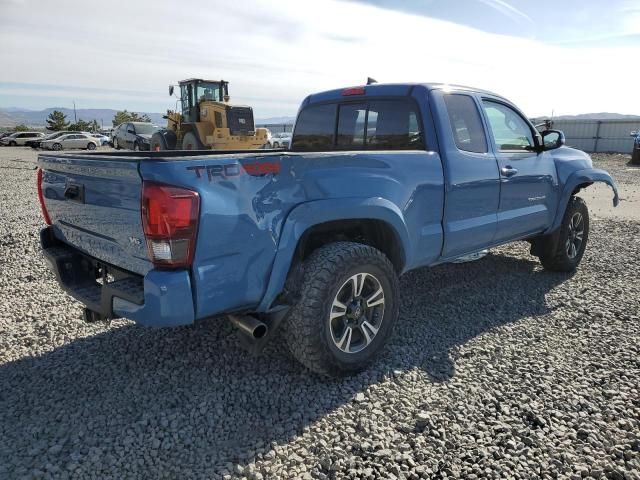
xmin=151 ymin=78 xmax=269 ymax=151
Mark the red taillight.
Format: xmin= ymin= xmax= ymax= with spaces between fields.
xmin=141 ymin=182 xmax=200 ymax=268
xmin=342 ymin=87 xmax=366 ymax=96
xmin=36 ymin=168 xmax=52 ymax=225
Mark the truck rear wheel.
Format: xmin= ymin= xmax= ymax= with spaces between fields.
xmin=536 ymin=196 xmax=589 ymax=272
xmin=282 ymin=242 xmax=399 ymax=377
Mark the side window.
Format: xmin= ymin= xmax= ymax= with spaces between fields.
xmin=291 ymin=104 xmax=337 ymax=151
xmin=443 ymin=94 xmax=487 ymax=153
xmin=482 ymin=100 xmax=534 ymax=151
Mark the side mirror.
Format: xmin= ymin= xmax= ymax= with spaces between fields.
xmin=541 ymin=129 xmax=565 ymax=151
xmin=169 ymin=85 xmax=174 ymax=96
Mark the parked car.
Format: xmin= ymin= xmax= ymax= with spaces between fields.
xmin=40 ymin=133 xmax=99 ymax=151
xmin=26 ymin=131 xmax=78 ymax=148
xmin=111 ymin=122 xmax=159 ymax=151
xmin=1 ymin=131 xmax=45 ymax=146
xmin=90 ymin=133 xmax=110 ymax=146
xmin=270 ymin=132 xmax=292 ymax=148
xmin=37 ymin=82 xmax=618 ymax=376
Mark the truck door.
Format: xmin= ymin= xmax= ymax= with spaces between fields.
xmin=181 ymin=83 xmax=198 ymax=123
xmin=436 ymin=92 xmax=501 ymax=259
xmin=480 ymin=99 xmax=557 ymax=242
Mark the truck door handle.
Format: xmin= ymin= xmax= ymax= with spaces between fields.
xmin=500 ymin=166 xmax=518 ymax=177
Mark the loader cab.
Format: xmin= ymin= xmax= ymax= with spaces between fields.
xmin=177 ymin=79 xmax=229 ymax=123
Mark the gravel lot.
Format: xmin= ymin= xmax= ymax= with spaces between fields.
xmin=1 ymin=147 xmax=639 ymax=480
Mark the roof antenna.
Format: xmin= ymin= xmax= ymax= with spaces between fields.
xmin=367 ymin=77 xmax=378 ymax=85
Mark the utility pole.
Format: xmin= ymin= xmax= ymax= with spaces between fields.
xmin=73 ymin=101 xmax=77 ymax=123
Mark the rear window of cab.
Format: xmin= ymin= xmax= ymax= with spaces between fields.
xmin=291 ymin=99 xmax=424 ymax=152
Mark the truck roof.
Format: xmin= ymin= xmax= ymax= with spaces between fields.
xmin=304 ymin=82 xmax=508 ymax=105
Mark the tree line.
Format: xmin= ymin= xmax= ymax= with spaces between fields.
xmin=41 ymin=110 xmax=153 ymax=132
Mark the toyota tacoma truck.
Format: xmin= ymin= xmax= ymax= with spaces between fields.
xmin=37 ymin=83 xmax=619 ymax=376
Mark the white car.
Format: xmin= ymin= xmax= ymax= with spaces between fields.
xmin=1 ymin=131 xmax=45 ymax=146
xmin=41 ymin=133 xmax=99 ymax=151
xmin=269 ymin=132 xmax=292 ymax=148
xmin=90 ymin=133 xmax=110 ymax=145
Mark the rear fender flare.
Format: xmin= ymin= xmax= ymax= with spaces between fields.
xmin=548 ymin=168 xmax=619 ymax=232
xmin=257 ymin=197 xmax=411 ymax=312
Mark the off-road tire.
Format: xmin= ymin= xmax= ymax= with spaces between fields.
xmin=181 ymin=131 xmax=205 ymax=150
xmin=282 ymin=241 xmax=399 ymax=377
xmin=536 ymin=196 xmax=589 ymax=272
xmin=151 ymin=132 xmax=168 ymax=151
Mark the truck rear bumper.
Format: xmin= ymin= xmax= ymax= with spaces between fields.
xmin=41 ymin=227 xmax=195 ymax=327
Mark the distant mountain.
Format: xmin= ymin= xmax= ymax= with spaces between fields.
xmin=0 ymin=108 xmax=165 ymax=128
xmin=533 ymin=112 xmax=640 ymax=121
xmin=256 ymin=116 xmax=296 ymax=125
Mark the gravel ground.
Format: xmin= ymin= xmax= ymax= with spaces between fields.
xmin=1 ymin=148 xmax=639 ymax=480
xmin=586 ymin=154 xmax=640 ymax=221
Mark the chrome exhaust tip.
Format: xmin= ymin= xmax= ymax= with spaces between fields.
xmin=228 ymin=314 xmax=268 ymax=340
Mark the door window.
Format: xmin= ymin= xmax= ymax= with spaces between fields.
xmin=443 ymin=94 xmax=487 ymax=153
xmin=482 ymin=100 xmax=534 ymax=151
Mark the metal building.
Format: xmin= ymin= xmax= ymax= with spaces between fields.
xmin=551 ymin=119 xmax=640 ymax=154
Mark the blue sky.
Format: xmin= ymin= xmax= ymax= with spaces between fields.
xmin=1 ymin=0 xmax=639 ymax=117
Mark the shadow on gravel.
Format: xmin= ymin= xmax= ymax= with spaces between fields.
xmin=0 ymin=249 xmax=571 ymax=473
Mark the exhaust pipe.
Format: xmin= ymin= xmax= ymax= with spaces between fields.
xmin=228 ymin=314 xmax=268 ymax=340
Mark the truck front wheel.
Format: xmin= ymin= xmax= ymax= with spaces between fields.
xmin=536 ymin=196 xmax=590 ymax=272
xmin=282 ymin=242 xmax=399 ymax=376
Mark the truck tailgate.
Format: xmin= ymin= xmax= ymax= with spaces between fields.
xmin=38 ymin=154 xmax=151 ymax=275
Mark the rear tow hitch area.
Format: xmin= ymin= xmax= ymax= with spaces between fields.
xmin=82 ymin=308 xmax=110 ymax=323
xmin=227 ymin=308 xmax=290 ymax=354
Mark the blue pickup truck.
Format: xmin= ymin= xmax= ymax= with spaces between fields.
xmin=38 ymin=83 xmax=619 ymax=376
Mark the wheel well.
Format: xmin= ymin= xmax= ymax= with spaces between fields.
xmin=571 ymin=182 xmax=593 ymax=196
xmin=294 ymin=219 xmax=404 ymax=273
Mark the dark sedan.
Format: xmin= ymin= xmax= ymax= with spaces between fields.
xmin=112 ymin=122 xmax=160 ymax=151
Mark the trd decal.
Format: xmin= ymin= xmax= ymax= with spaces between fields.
xmin=187 ymin=164 xmax=240 ymax=181
xmin=187 ymin=161 xmax=280 ymax=181
xmin=242 ymin=162 xmax=280 ymax=175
